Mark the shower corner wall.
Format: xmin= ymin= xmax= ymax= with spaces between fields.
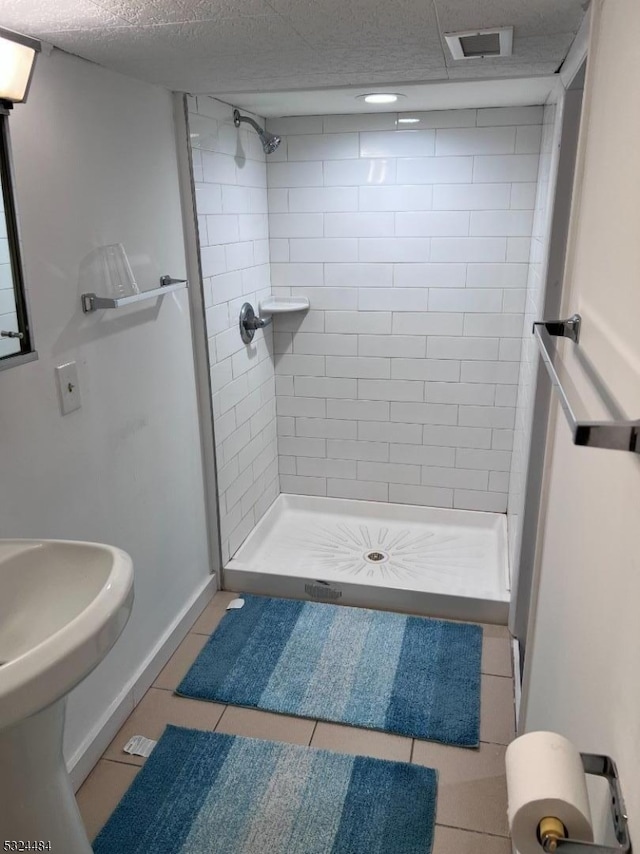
xmin=187 ymin=95 xmax=280 ymax=566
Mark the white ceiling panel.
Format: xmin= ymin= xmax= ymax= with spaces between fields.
xmin=434 ymin=0 xmax=585 ymax=39
xmin=446 ymin=62 xmax=560 ymax=80
xmin=265 ymin=0 xmax=446 ymax=50
xmin=298 ymin=49 xmax=446 ymax=76
xmin=41 ymin=16 xmax=310 ymax=67
xmin=4 ymin=0 xmax=585 ymax=100
xmin=0 ymin=0 xmax=128 ymax=33
xmin=94 ymin=0 xmax=275 ymax=25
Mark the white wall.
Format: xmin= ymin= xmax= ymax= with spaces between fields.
xmin=0 ymin=50 xmax=210 ymax=765
xmin=523 ymin=0 xmax=640 ymax=840
xmin=266 ymin=109 xmax=542 ymax=511
xmin=188 ymin=96 xmax=279 ymax=566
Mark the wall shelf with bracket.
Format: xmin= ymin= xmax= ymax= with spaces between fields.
xmin=81 ymin=275 xmax=187 ymax=313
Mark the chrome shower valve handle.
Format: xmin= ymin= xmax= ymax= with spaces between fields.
xmin=239 ymin=302 xmax=272 ymax=344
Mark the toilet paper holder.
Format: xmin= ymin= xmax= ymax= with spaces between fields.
xmin=540 ymin=753 xmax=631 ymax=853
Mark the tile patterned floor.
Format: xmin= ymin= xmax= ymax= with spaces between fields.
xmin=77 ymin=592 xmax=515 ymax=853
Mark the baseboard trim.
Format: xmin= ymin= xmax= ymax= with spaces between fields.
xmin=68 ymin=573 xmax=217 ymax=791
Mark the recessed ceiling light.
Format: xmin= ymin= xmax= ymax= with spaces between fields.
xmin=398 ymin=117 xmax=420 ymax=124
xmin=360 ymin=93 xmax=401 ymax=104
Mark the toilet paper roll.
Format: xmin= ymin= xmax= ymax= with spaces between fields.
xmin=506 ymin=731 xmax=594 ymax=854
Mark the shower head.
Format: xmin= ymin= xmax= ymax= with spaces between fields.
xmin=260 ymin=130 xmax=282 ymax=155
xmin=233 ymin=109 xmax=282 ymax=155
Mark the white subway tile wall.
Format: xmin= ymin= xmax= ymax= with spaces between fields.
xmin=507 ymin=104 xmax=558 ymax=568
xmin=266 ymin=106 xmax=543 ymax=512
xmin=189 ymin=96 xmax=279 ymax=565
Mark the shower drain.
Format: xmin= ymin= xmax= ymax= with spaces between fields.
xmin=364 ymin=550 xmax=388 ymax=563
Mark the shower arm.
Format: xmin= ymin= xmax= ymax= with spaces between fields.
xmin=233 ymin=110 xmax=261 ymax=134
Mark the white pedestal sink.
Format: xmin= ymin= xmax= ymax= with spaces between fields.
xmin=0 ymin=540 xmax=134 ymax=851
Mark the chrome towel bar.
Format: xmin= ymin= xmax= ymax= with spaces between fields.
xmin=533 ymin=314 xmax=640 ymax=454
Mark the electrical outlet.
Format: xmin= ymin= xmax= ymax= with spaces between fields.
xmin=55 ymin=362 xmax=81 ymax=415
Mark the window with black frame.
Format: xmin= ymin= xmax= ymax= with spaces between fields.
xmin=0 ymin=27 xmax=40 ymax=369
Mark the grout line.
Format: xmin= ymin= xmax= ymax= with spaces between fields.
xmin=102 ymin=755 xmax=145 ymax=769
xmin=99 ymin=756 xmax=143 ymax=771
xmin=479 ymin=738 xmax=513 ymax=747
xmin=410 ymin=736 xmax=511 ymax=750
xmin=214 ymin=706 xmax=230 ymax=731
xmin=435 ymin=821 xmax=510 ymax=840
xmin=481 ymin=670 xmax=514 ymax=678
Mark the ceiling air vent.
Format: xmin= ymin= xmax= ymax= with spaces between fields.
xmin=444 ymin=27 xmax=513 ymax=60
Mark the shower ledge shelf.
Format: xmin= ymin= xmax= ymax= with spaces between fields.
xmin=259 ymin=297 xmax=310 ymax=316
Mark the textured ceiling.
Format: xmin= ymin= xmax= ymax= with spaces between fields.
xmin=2 ymin=0 xmax=585 ymax=95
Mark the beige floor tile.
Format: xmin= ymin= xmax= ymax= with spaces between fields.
xmin=482 ymin=626 xmax=513 ymax=678
xmin=76 ymin=759 xmax=139 ymax=841
xmin=216 ymin=706 xmax=316 ymax=746
xmin=479 ymin=621 xmax=510 ymax=639
xmin=433 ymin=825 xmax=512 ymax=854
xmin=103 ymin=687 xmax=226 ymax=766
xmin=480 ymin=675 xmax=516 ymax=745
xmin=311 ymin=721 xmax=412 ymax=762
xmin=413 ymin=740 xmax=508 ymax=837
xmin=191 ymin=591 xmax=238 ymax=634
xmin=153 ymin=632 xmax=209 ymax=691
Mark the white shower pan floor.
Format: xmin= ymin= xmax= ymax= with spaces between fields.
xmin=224 ymin=495 xmax=510 ymax=624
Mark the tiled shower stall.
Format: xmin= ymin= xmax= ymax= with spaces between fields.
xmin=188 ymin=95 xmax=547 ymax=606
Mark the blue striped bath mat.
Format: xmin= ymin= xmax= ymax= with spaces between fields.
xmin=94 ymin=726 xmax=438 ymax=854
xmin=178 ymin=595 xmax=482 ymax=746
